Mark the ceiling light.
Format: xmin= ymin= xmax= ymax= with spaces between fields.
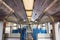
xmin=28 ymin=17 xmax=31 ymax=21
xmin=28 ymin=17 xmax=31 ymax=20
xmin=26 ymin=11 xmax=32 ymax=17
xmin=23 ymin=0 xmax=34 ymax=10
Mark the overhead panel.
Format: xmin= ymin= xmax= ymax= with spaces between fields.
xmin=23 ymin=0 xmax=34 ymax=10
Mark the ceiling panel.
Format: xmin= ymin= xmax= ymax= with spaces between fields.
xmin=46 ymin=0 xmax=60 ymax=15
xmin=6 ymin=14 xmax=19 ymax=23
xmin=3 ymin=0 xmax=27 ymax=20
xmin=0 ymin=2 xmax=13 ymax=14
xmin=31 ymin=0 xmax=53 ymax=21
xmin=40 ymin=16 xmax=51 ymax=23
xmin=0 ymin=1 xmax=14 ymax=20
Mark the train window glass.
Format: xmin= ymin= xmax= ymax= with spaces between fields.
xmin=21 ymin=24 xmax=27 ymax=28
xmin=18 ymin=25 xmax=20 ymax=28
xmin=48 ymin=23 xmax=52 ymax=33
xmin=43 ymin=24 xmax=46 ymax=27
xmin=38 ymin=24 xmax=43 ymax=29
xmin=32 ymin=24 xmax=37 ymax=29
xmin=12 ymin=27 xmax=17 ymax=30
xmin=5 ymin=26 xmax=10 ymax=33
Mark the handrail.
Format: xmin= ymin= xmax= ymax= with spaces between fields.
xmin=0 ymin=0 xmax=14 ymax=12
xmin=44 ymin=0 xmax=58 ymax=12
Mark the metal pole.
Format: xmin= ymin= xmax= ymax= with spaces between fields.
xmin=18 ymin=21 xmax=21 ymax=40
xmin=48 ymin=16 xmax=56 ymax=40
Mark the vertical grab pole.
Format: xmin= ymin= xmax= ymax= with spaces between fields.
xmin=49 ymin=16 xmax=56 ymax=40
xmin=18 ymin=21 xmax=22 ymax=40
xmin=36 ymin=22 xmax=39 ymax=40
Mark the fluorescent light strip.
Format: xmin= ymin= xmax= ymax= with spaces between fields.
xmin=23 ymin=0 xmax=34 ymax=10
xmin=28 ymin=17 xmax=31 ymax=21
xmin=26 ymin=11 xmax=32 ymax=17
xmin=23 ymin=0 xmax=34 ymax=21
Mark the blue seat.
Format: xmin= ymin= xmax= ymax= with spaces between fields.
xmin=12 ymin=30 xmax=18 ymax=33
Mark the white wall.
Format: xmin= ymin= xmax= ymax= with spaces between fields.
xmin=59 ymin=29 xmax=60 ymax=40
xmin=0 ymin=21 xmax=3 ymax=40
xmin=37 ymin=34 xmax=52 ymax=40
xmin=55 ymin=22 xmax=60 ymax=40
